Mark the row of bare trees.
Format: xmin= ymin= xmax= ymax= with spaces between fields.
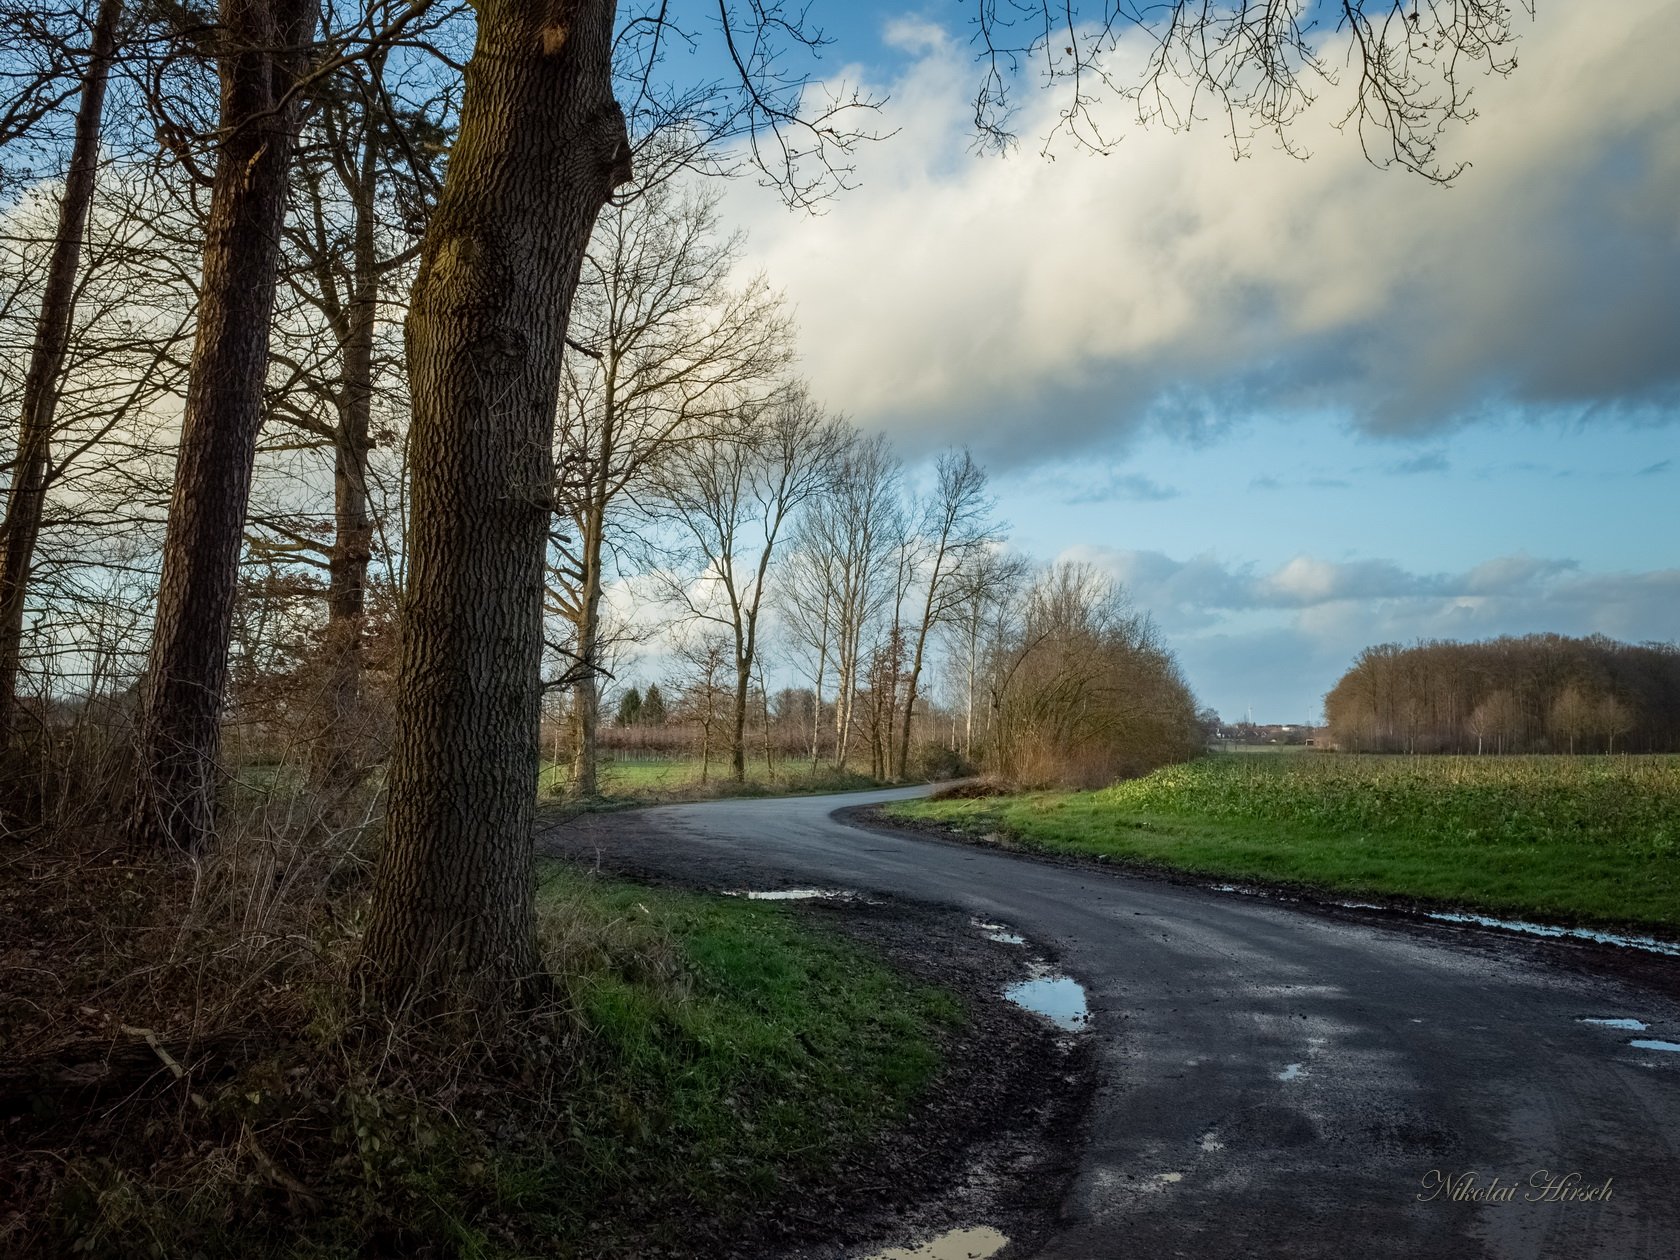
xmin=1324 ymin=635 xmax=1680 ymax=755
xmin=0 ymin=0 xmax=1531 ymax=1011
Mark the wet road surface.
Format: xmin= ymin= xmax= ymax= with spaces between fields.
xmin=543 ymin=785 xmax=1680 ymax=1260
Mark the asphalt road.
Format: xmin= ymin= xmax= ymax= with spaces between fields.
xmin=545 ymin=785 xmax=1680 ymax=1260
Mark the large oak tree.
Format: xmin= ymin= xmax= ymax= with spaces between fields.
xmin=360 ymin=0 xmax=1528 ymax=1004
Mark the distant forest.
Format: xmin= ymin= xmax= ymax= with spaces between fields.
xmin=1323 ymin=634 xmax=1680 ymax=754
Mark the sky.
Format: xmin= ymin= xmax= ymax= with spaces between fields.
xmin=697 ymin=1 xmax=1680 ymax=722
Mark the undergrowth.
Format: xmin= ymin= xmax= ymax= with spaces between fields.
xmin=0 ymin=782 xmax=959 ymax=1257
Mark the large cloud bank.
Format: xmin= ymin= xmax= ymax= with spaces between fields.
xmin=725 ymin=3 xmax=1680 ymax=462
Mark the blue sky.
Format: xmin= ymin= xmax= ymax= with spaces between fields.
xmin=703 ymin=3 xmax=1680 ymax=720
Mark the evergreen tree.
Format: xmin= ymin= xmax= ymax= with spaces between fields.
xmin=641 ymin=683 xmax=667 ymax=726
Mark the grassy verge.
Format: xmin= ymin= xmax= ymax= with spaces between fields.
xmin=888 ymin=754 xmax=1680 ymax=934
xmin=522 ymin=863 xmax=962 ymax=1249
xmin=5 ymin=840 xmax=961 ymax=1258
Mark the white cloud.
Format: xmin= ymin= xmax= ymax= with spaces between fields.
xmin=723 ymin=2 xmax=1680 ymax=464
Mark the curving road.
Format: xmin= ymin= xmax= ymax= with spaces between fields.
xmin=544 ymin=785 xmax=1680 ymax=1260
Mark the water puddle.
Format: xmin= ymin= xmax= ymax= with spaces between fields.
xmin=728 ymin=888 xmax=856 ymax=901
xmin=866 ymin=1225 xmax=1010 ymax=1260
xmin=1003 ymin=969 xmax=1090 ymax=1031
xmin=1579 ymin=1017 xmax=1649 ymax=1031
xmin=1213 ymin=887 xmax=1680 ymax=958
xmin=1423 ymin=912 xmax=1680 ymax=957
xmin=1629 ymin=1039 xmax=1680 ymax=1053
xmin=970 ymin=918 xmax=1026 ymax=945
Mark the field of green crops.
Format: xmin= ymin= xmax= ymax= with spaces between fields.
xmin=889 ymin=754 xmax=1680 ymax=933
xmin=1103 ymin=754 xmax=1680 ymax=849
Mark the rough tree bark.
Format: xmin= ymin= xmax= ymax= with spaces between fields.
xmin=0 ymin=0 xmax=123 ymax=747
xmin=361 ymin=0 xmax=630 ymax=1003
xmin=128 ymin=0 xmax=319 ymax=849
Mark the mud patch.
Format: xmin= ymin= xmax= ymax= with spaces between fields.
xmin=971 ymin=918 xmax=1026 ymax=946
xmin=865 ymin=1225 xmax=1010 ymax=1259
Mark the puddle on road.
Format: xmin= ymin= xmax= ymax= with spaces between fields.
xmin=728 ymin=888 xmax=857 ymax=901
xmin=1211 ymin=886 xmax=1680 ymax=958
xmin=866 ymin=1225 xmax=1010 ymax=1260
xmin=1579 ymin=1017 xmax=1649 ymax=1031
xmin=970 ymin=918 xmax=1026 ymax=946
xmin=1630 ymin=1039 xmax=1680 ymax=1053
xmin=1003 ymin=970 xmax=1090 ymax=1031
xmin=1424 ymin=912 xmax=1680 ymax=957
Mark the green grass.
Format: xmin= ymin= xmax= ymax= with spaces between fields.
xmin=522 ymin=861 xmax=962 ymax=1249
xmin=889 ymin=754 xmax=1680 ymax=933
xmin=357 ymin=867 xmax=962 ymax=1255
xmin=538 ymin=755 xmax=890 ymax=803
xmin=34 ymin=862 xmax=961 ymax=1260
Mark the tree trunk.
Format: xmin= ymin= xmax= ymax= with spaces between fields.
xmin=963 ymin=613 xmax=979 ymax=759
xmin=834 ymin=650 xmax=853 ymax=766
xmin=760 ymin=671 xmax=773 ymax=777
xmin=311 ymin=124 xmax=379 ymax=793
xmin=0 ymin=0 xmax=122 ymax=748
xmin=809 ymin=585 xmax=829 ymax=768
xmin=362 ymin=0 xmax=630 ymax=1005
xmin=730 ymin=654 xmax=749 ymax=783
xmin=897 ymin=578 xmax=940 ymax=782
xmin=569 ymin=435 xmax=610 ymax=797
xmin=128 ymin=0 xmax=319 ymax=849
xmin=810 ymin=648 xmax=825 ymax=769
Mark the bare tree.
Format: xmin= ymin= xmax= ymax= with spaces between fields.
xmin=0 ymin=0 xmax=88 ymax=196
xmin=942 ymin=546 xmax=1029 ymax=761
xmin=896 ymin=449 xmax=1000 ymax=779
xmin=1465 ymin=689 xmax=1522 ymax=755
xmin=127 ymin=0 xmax=321 ymax=849
xmin=0 ymin=154 xmax=198 ymax=768
xmin=797 ymin=431 xmax=901 ymax=770
xmin=1550 ymin=685 xmax=1593 ymax=756
xmin=772 ymin=516 xmax=837 ymax=768
xmin=653 ymin=384 xmax=845 ymax=783
xmin=0 ymin=0 xmax=123 ymax=748
xmin=550 ymin=181 xmax=788 ymax=797
xmin=969 ymin=1 xmax=1527 ymax=182
xmin=363 ymin=0 xmax=1528 ymax=1005
xmin=247 ymin=34 xmax=454 ymax=792
xmin=671 ymin=629 xmax=730 ymax=786
xmin=1594 ymin=694 xmax=1634 ymax=755
xmin=987 ymin=562 xmax=1200 ymax=786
